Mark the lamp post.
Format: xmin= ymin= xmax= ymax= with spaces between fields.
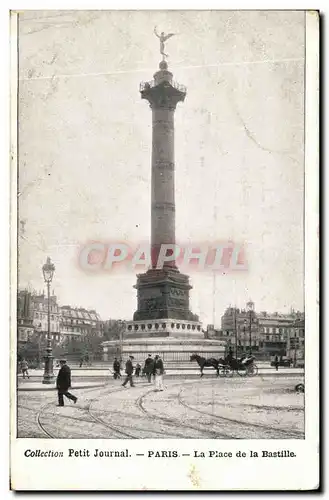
xmin=117 ymin=320 xmax=126 ymax=364
xmin=42 ymin=257 xmax=55 ymax=384
xmin=293 ymin=327 xmax=297 ymax=368
xmin=234 ymin=308 xmax=238 ymax=358
xmin=246 ymin=301 xmax=254 ymax=356
xmin=243 ymin=320 xmax=247 ymax=354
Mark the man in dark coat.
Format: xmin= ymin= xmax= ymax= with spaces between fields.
xmin=144 ymin=354 xmax=154 ymax=383
xmin=122 ymin=355 xmax=135 ymax=388
xmin=274 ymin=355 xmax=279 ymax=371
xmin=226 ymin=346 xmax=234 ymax=366
xmin=113 ymin=357 xmax=121 ymax=379
xmin=56 ymin=359 xmax=77 ymax=406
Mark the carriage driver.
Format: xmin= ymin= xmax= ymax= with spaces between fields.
xmin=226 ymin=346 xmax=234 ymax=365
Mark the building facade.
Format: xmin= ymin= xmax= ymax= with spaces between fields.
xmin=60 ymin=306 xmax=103 ymax=341
xmin=30 ymin=292 xmax=61 ymax=342
xmin=216 ymin=303 xmax=305 ymax=360
xmin=17 ymin=289 xmax=103 ymax=351
xmin=17 ymin=290 xmax=34 ymax=346
xmin=286 ymin=317 xmax=305 ymax=366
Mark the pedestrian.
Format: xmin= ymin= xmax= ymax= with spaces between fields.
xmin=122 ymin=355 xmax=135 ymax=388
xmin=113 ymin=357 xmax=121 ymax=379
xmin=20 ymin=359 xmax=30 ymax=379
xmin=56 ymin=359 xmax=78 ymax=406
xmin=79 ymin=357 xmax=83 ymax=368
xmin=135 ymin=363 xmax=141 ymax=377
xmin=274 ymin=355 xmax=279 ymax=372
xmin=144 ymin=354 xmax=154 ymax=383
xmin=153 ymin=354 xmax=164 ymax=391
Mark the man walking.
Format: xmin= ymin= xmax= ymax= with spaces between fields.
xmin=144 ymin=354 xmax=154 ymax=383
xmin=56 ymin=359 xmax=77 ymax=406
xmin=20 ymin=359 xmax=30 ymax=379
xmin=274 ymin=355 xmax=279 ymax=372
xmin=113 ymin=357 xmax=121 ymax=379
xmin=153 ymin=354 xmax=164 ymax=391
xmin=122 ymin=355 xmax=135 ymax=388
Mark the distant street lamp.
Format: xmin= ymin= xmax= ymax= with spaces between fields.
xmin=234 ymin=309 xmax=238 ymax=358
xmin=293 ymin=327 xmax=298 ymax=368
xmin=117 ymin=320 xmax=126 ymax=362
xmin=247 ymin=301 xmax=254 ymax=356
xmin=243 ymin=320 xmax=247 ymax=353
xmin=42 ymin=257 xmax=55 ymax=384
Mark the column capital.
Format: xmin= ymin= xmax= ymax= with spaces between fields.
xmin=140 ymin=79 xmax=186 ymax=110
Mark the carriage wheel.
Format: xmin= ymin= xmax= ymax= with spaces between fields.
xmin=237 ymin=366 xmax=248 ymax=377
xmin=246 ymin=364 xmax=258 ymax=376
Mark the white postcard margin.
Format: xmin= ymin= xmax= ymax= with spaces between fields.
xmin=9 ymin=10 xmax=319 ymax=491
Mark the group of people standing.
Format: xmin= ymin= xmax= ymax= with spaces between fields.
xmin=113 ymin=354 xmax=165 ymax=391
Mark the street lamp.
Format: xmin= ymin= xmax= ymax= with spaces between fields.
xmin=293 ymin=327 xmax=297 ymax=368
xmin=234 ymin=308 xmax=238 ymax=358
xmin=117 ymin=320 xmax=126 ymax=363
xmin=243 ymin=319 xmax=247 ymax=354
xmin=42 ymin=257 xmax=55 ymax=384
xmin=246 ymin=301 xmax=254 ymax=356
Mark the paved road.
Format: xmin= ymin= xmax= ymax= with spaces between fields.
xmin=17 ymin=376 xmax=304 ymax=439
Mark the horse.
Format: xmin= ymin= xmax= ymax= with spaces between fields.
xmin=190 ymin=354 xmax=220 ymax=377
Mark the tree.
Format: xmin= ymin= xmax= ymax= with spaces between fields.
xmin=17 ymin=332 xmax=47 ymax=367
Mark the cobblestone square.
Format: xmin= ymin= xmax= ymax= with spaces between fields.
xmin=17 ymin=376 xmax=304 ymax=439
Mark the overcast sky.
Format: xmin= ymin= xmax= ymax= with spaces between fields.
xmin=18 ymin=10 xmax=305 ymax=326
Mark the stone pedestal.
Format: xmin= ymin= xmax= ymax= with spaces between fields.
xmin=103 ymin=331 xmax=225 ymax=371
xmin=133 ymin=268 xmax=198 ymax=321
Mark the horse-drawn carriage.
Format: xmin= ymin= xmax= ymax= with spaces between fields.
xmin=190 ymin=353 xmax=258 ymax=377
xmin=218 ymin=355 xmax=258 ymax=377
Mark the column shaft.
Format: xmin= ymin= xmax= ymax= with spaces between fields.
xmin=151 ymin=107 xmax=176 ymax=268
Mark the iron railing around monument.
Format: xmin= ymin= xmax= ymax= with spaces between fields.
xmin=140 ymin=80 xmax=187 ymax=94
